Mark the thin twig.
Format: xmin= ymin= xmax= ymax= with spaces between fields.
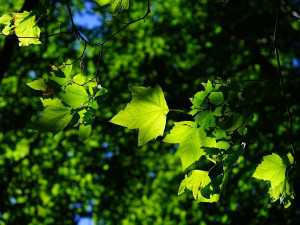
xmin=273 ymin=0 xmax=296 ymax=157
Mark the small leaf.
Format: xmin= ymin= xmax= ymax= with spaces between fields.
xmin=190 ymin=91 xmax=209 ymax=107
xmin=110 ymin=85 xmax=169 ymax=146
xmin=209 ymin=92 xmax=224 ymax=105
xmin=195 ymin=110 xmax=216 ymax=130
xmin=0 ymin=14 xmax=13 ymax=24
xmin=34 ymin=98 xmax=72 ymax=135
xmin=27 ymin=79 xmax=47 ymax=91
xmin=73 ymin=74 xmax=86 ymax=85
xmin=62 ymin=84 xmax=89 ymax=109
xmin=79 ymin=124 xmax=92 ymax=142
xmin=178 ymin=170 xmax=211 ymax=200
xmin=202 ymin=80 xmax=213 ymax=93
xmin=216 ymin=141 xmax=230 ymax=150
xmin=268 ymin=179 xmax=294 ymax=208
xmin=199 ymin=174 xmax=222 ymax=203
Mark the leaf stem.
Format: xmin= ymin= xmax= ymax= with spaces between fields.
xmin=169 ymin=109 xmax=186 ymax=114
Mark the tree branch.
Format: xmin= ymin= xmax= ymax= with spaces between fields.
xmin=273 ymin=0 xmax=296 ymax=158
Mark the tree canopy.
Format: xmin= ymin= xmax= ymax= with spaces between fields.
xmin=0 ymin=0 xmax=299 ymax=224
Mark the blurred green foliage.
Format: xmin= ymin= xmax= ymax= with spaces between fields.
xmin=0 ymin=0 xmax=299 ymax=224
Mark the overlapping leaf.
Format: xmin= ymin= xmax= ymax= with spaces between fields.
xmin=33 ymin=98 xmax=72 ymax=135
xmin=163 ymin=121 xmax=216 ymax=170
xmin=252 ymin=153 xmax=294 ymax=208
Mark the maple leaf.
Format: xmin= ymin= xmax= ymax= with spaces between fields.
xmin=163 ymin=121 xmax=216 ymax=170
xmin=13 ymin=11 xmax=41 ymax=46
xmin=110 ymin=85 xmax=169 ymax=146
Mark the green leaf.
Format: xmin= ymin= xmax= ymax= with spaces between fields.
xmin=212 ymin=129 xmax=229 ymax=140
xmin=199 ymin=174 xmax=222 ymax=203
xmin=198 ymin=127 xmax=217 ymax=148
xmin=268 ymin=179 xmax=294 ymax=208
xmin=178 ymin=170 xmax=211 ymax=200
xmin=73 ymin=74 xmax=86 ymax=85
xmin=163 ymin=122 xmax=216 ymax=170
xmin=190 ymin=91 xmax=209 ymax=107
xmin=195 ymin=110 xmax=216 ymax=130
xmin=0 ymin=14 xmax=13 ymax=35
xmin=213 ymin=106 xmax=223 ymax=117
xmin=13 ymin=11 xmax=41 ymax=46
xmin=252 ymin=153 xmax=287 ymax=187
xmin=216 ymin=141 xmax=230 ymax=150
xmin=2 ymin=25 xmax=11 ymax=35
xmin=227 ymin=113 xmax=244 ymax=132
xmin=62 ymin=84 xmax=89 ymax=109
xmin=0 ymin=14 xmax=13 ymax=24
xmin=202 ymin=80 xmax=213 ymax=93
xmin=110 ymin=85 xmax=169 ymax=146
xmin=209 ymin=92 xmax=224 ymax=105
xmin=61 ymin=59 xmax=72 ymax=78
xmin=164 ymin=121 xmax=204 ymax=170
xmin=79 ymin=124 xmax=92 ymax=142
xmin=94 ymin=0 xmax=129 ymax=14
xmin=27 ymin=79 xmax=47 ymax=91
xmin=34 ymin=98 xmax=72 ymax=135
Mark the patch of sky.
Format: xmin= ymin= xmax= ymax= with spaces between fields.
xmin=292 ymin=58 xmax=300 ymax=67
xmin=174 ymin=143 xmax=179 ymax=149
xmin=78 ymin=217 xmax=94 ymax=225
xmin=95 ymin=174 xmax=101 ymax=181
xmin=115 ymin=146 xmax=120 ymax=151
xmin=169 ymin=148 xmax=175 ymax=153
xmin=10 ymin=197 xmax=16 ymax=204
xmin=69 ymin=202 xmax=82 ymax=209
xmin=73 ymin=1 xmax=103 ymax=30
xmin=154 ymin=15 xmax=159 ymax=22
xmin=102 ymin=142 xmax=109 ymax=148
xmin=86 ymin=205 xmax=93 ymax=213
xmin=149 ymin=172 xmax=156 ymax=178
xmin=67 ymin=152 xmax=74 ymax=158
xmin=103 ymin=151 xmax=114 ymax=159
xmin=29 ymin=70 xmax=36 ymax=79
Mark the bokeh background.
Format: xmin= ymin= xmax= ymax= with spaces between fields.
xmin=0 ymin=0 xmax=300 ymax=224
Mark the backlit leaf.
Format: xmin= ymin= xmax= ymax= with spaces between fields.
xmin=252 ymin=153 xmax=287 ymax=187
xmin=34 ymin=98 xmax=72 ymax=135
xmin=13 ymin=11 xmax=41 ymax=46
xmin=62 ymin=84 xmax=89 ymax=109
xmin=163 ymin=121 xmax=216 ymax=170
xmin=178 ymin=170 xmax=211 ymax=200
xmin=27 ymin=79 xmax=47 ymax=91
xmin=110 ymin=85 xmax=169 ymax=146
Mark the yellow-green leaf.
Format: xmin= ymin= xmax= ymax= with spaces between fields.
xmin=27 ymin=79 xmax=47 ymax=91
xmin=94 ymin=0 xmax=129 ymax=14
xmin=13 ymin=11 xmax=41 ymax=46
xmin=178 ymin=170 xmax=211 ymax=200
xmin=163 ymin=121 xmax=216 ymax=170
xmin=110 ymin=85 xmax=169 ymax=146
xmin=252 ymin=153 xmax=286 ymax=187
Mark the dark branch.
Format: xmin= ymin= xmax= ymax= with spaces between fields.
xmin=273 ymin=0 xmax=296 ymax=158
